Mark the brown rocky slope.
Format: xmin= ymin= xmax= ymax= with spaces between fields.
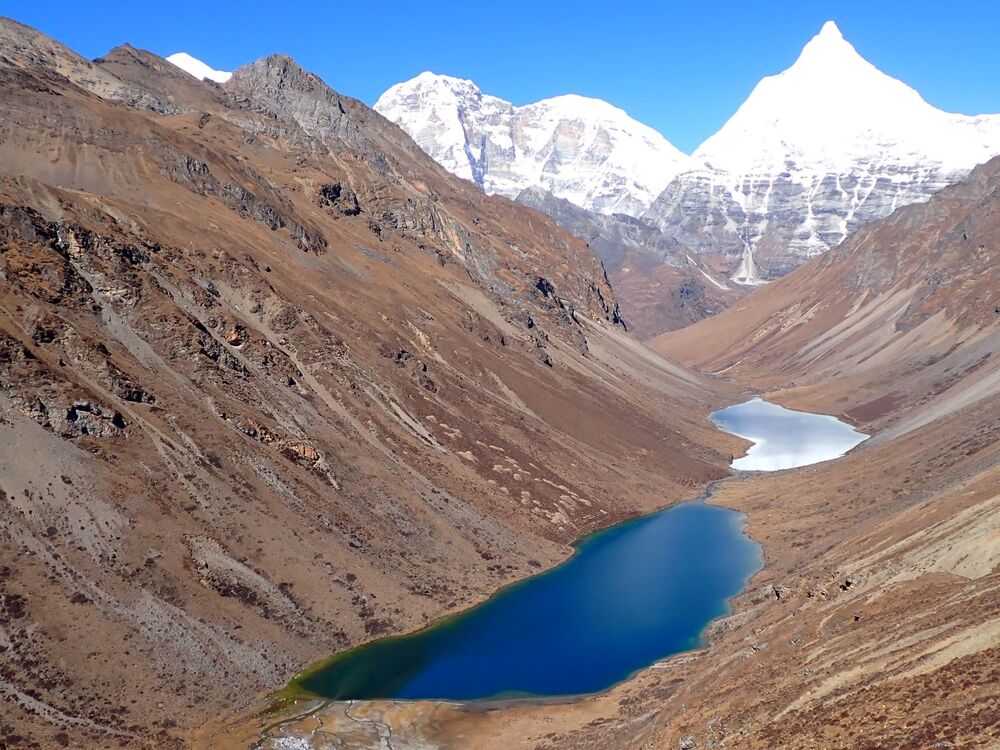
xmin=241 ymin=156 xmax=1000 ymax=748
xmin=0 ymin=18 xmax=743 ymax=749
xmin=515 ymin=187 xmax=746 ymax=338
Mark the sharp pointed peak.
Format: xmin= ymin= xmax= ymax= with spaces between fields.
xmin=802 ymin=20 xmax=854 ymax=51
xmin=817 ymin=20 xmax=844 ymax=40
xmin=789 ymin=19 xmax=868 ymax=71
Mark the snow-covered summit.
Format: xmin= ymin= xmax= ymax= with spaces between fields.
xmin=694 ymin=20 xmax=1000 ymax=176
xmin=645 ymin=20 xmax=1000 ymax=280
xmin=375 ymin=71 xmax=692 ymax=216
xmin=166 ymin=52 xmax=231 ymax=84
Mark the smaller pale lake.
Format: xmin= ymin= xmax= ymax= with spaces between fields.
xmin=711 ymin=397 xmax=868 ymax=471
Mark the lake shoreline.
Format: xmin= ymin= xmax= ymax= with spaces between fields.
xmin=277 ymin=477 xmax=756 ymax=709
xmin=277 ymin=396 xmax=865 ymax=706
xmin=205 ymin=397 xmax=869 ymax=748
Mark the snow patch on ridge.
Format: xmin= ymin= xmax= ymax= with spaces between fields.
xmin=167 ymin=52 xmax=232 ymax=83
xmin=686 ymin=255 xmax=731 ymax=291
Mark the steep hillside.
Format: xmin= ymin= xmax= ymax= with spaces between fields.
xmin=0 ymin=19 xmax=737 ymax=749
xmin=516 ymin=187 xmax=744 ymax=337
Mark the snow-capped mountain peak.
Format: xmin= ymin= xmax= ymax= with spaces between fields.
xmin=694 ymin=21 xmax=935 ymax=175
xmin=166 ymin=52 xmax=232 ymax=84
xmin=784 ymin=21 xmax=894 ymax=87
xmin=375 ymin=72 xmax=692 ymax=216
xmin=644 ymin=20 xmax=1000 ymax=280
xmin=797 ymin=20 xmax=852 ymax=61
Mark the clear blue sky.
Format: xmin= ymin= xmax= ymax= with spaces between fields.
xmin=6 ymin=0 xmax=999 ymax=153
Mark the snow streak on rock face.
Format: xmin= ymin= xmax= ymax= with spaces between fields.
xmin=374 ymin=72 xmax=693 ymax=216
xmin=643 ymin=21 xmax=1000 ymax=280
xmin=166 ymin=52 xmax=232 ymax=83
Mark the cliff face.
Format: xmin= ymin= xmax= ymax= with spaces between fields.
xmin=0 ymin=19 xmax=734 ymax=748
xmin=516 ymin=187 xmax=743 ymax=337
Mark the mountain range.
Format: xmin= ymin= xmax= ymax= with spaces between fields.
xmin=166 ymin=22 xmax=1000 ymax=335
xmin=373 ymin=21 xmax=1000 ymax=295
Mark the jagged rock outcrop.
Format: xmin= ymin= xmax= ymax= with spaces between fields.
xmin=317 ymin=182 xmax=361 ymax=216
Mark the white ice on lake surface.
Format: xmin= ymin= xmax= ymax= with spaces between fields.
xmin=712 ymin=397 xmax=868 ymax=471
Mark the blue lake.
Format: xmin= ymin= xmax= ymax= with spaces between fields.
xmin=294 ymin=398 xmax=862 ymax=702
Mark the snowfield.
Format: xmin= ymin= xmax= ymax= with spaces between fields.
xmin=166 ymin=52 xmax=232 ymax=83
xmin=374 ymin=71 xmax=693 ymax=216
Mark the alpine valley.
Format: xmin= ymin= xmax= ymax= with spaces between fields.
xmin=1 ymin=11 xmax=999 ymax=750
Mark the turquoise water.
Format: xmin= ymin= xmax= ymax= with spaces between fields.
xmin=296 ymin=399 xmax=859 ymax=702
